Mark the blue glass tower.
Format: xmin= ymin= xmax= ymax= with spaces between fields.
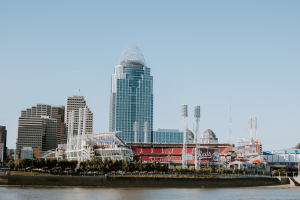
xmin=109 ymin=45 xmax=153 ymax=143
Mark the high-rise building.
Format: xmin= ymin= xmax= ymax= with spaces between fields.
xmin=0 ymin=126 xmax=7 ymax=161
xmin=109 ymin=45 xmax=153 ymax=143
xmin=21 ymin=104 xmax=51 ymax=118
xmin=64 ymin=96 xmax=93 ymax=136
xmin=51 ymin=106 xmax=65 ymax=147
xmin=17 ymin=104 xmax=57 ymax=152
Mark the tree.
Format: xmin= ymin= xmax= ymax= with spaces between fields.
xmin=112 ymin=159 xmax=119 ymax=172
xmin=294 ymin=143 xmax=300 ymax=149
xmin=190 ymin=167 xmax=195 ymax=173
xmin=7 ymin=160 xmax=15 ymax=170
xmin=162 ymin=164 xmax=168 ymax=172
xmin=123 ymin=158 xmax=130 ymax=172
xmin=69 ymin=160 xmax=77 ymax=171
xmin=278 ymin=168 xmax=285 ymax=176
xmin=97 ymin=157 xmax=104 ymax=173
xmin=13 ymin=159 xmax=20 ymax=170
xmin=20 ymin=158 xmax=32 ymax=168
xmin=152 ymin=161 xmax=157 ymax=172
xmin=58 ymin=159 xmax=69 ymax=171
xmin=33 ymin=158 xmax=46 ymax=169
xmin=272 ymin=169 xmax=278 ymax=176
xmin=133 ymin=160 xmax=137 ymax=171
xmin=46 ymin=158 xmax=57 ymax=170
xmin=173 ymin=167 xmax=178 ymax=172
xmin=129 ymin=162 xmax=135 ymax=172
xmin=108 ymin=158 xmax=113 ymax=172
xmin=80 ymin=161 xmax=87 ymax=172
xmin=157 ymin=161 xmax=162 ymax=172
xmin=138 ymin=160 xmax=143 ymax=171
xmin=145 ymin=161 xmax=151 ymax=172
xmin=103 ymin=158 xmax=110 ymax=173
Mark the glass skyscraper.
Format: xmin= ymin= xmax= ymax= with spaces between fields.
xmin=109 ymin=45 xmax=153 ymax=143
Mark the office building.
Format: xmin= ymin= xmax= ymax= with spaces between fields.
xmin=51 ymin=106 xmax=65 ymax=146
xmin=64 ymin=96 xmax=93 ymax=136
xmin=0 ymin=126 xmax=7 ymax=161
xmin=17 ymin=104 xmax=57 ymax=152
xmin=109 ymin=44 xmax=153 ymax=143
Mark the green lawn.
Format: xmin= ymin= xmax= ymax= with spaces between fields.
xmin=9 ymin=171 xmax=79 ymax=176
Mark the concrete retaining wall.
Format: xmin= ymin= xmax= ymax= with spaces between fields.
xmin=0 ymin=176 xmax=284 ymax=188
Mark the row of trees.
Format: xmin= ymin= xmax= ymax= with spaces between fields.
xmin=6 ymin=158 xmax=77 ymax=171
xmin=173 ymin=167 xmax=268 ymax=175
xmin=79 ymin=158 xmax=169 ymax=173
xmin=6 ymin=157 xmax=169 ymax=173
xmin=271 ymin=168 xmax=286 ymax=176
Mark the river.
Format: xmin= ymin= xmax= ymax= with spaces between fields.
xmin=1 ymin=186 xmax=300 ymax=200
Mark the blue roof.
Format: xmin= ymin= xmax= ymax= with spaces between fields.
xmin=263 ymin=149 xmax=300 ymax=154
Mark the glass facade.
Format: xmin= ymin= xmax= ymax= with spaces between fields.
xmin=109 ymin=45 xmax=153 ymax=143
xmin=152 ymin=129 xmax=189 ymax=144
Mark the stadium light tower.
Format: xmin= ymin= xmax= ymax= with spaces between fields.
xmin=229 ymin=98 xmax=233 ymax=145
xmin=249 ymin=117 xmax=253 ymax=144
xmin=144 ymin=121 xmax=148 ymax=143
xmin=253 ymin=116 xmax=257 ymax=140
xmin=181 ymin=104 xmax=188 ymax=169
xmin=194 ymin=105 xmax=200 ymax=169
xmin=133 ymin=121 xmax=139 ymax=143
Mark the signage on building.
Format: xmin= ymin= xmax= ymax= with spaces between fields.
xmin=196 ymin=148 xmax=220 ymax=161
xmin=237 ymin=138 xmax=250 ymax=146
xmin=233 ymin=144 xmax=259 ymax=156
xmin=97 ymin=138 xmax=114 ymax=143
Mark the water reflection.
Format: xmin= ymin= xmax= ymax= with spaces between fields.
xmin=1 ymin=187 xmax=300 ymax=200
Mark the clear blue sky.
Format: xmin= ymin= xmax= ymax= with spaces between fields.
xmin=0 ymin=1 xmax=299 ymax=150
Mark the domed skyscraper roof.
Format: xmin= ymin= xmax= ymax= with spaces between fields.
xmin=118 ymin=44 xmax=146 ymax=67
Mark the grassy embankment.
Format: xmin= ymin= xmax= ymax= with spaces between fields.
xmin=8 ymin=171 xmax=80 ymax=177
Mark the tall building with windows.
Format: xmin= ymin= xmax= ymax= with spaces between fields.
xmin=17 ymin=104 xmax=57 ymax=152
xmin=51 ymin=106 xmax=65 ymax=147
xmin=0 ymin=126 xmax=7 ymax=161
xmin=64 ymin=96 xmax=93 ymax=136
xmin=109 ymin=45 xmax=153 ymax=143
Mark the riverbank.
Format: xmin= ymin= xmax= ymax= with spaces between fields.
xmin=0 ymin=176 xmax=290 ymax=188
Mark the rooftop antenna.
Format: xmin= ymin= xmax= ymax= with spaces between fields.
xmin=194 ymin=105 xmax=200 ymax=169
xmin=181 ymin=104 xmax=188 ymax=169
xmin=229 ymin=98 xmax=233 ymax=145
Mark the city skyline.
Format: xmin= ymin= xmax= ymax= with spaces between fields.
xmin=1 ymin=1 xmax=299 ymax=151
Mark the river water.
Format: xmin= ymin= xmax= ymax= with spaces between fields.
xmin=1 ymin=186 xmax=300 ymax=200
